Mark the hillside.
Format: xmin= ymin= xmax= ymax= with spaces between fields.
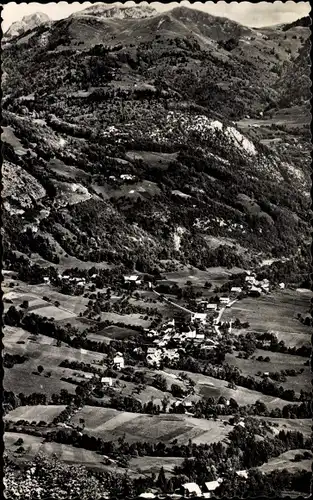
xmin=1 ymin=8 xmax=311 ymax=278
xmin=2 ymin=6 xmax=312 ymax=498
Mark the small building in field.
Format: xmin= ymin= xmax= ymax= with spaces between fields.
xmin=182 ymin=482 xmax=202 ymax=497
xmin=220 ymin=297 xmax=230 ymax=305
xmin=113 ymin=353 xmax=124 ymax=370
xmin=101 ymin=377 xmax=113 ymax=386
xmin=124 ymin=275 xmax=139 ymax=283
xmin=279 ymin=282 xmax=285 ymax=289
xmin=231 ymin=286 xmax=242 ymax=293
xmin=207 ymin=303 xmax=218 ymax=311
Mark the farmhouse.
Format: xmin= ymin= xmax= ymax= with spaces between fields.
xmin=195 ymin=333 xmax=205 ymax=342
xmin=207 ymin=303 xmax=218 ymax=311
xmin=101 ymin=377 xmax=113 ymax=386
xmin=279 ymin=282 xmax=285 ymax=289
xmin=203 ymin=479 xmax=223 ymax=497
xmin=113 ymin=353 xmax=124 ymax=370
xmin=192 ymin=312 xmax=207 ymax=324
xmin=231 ymin=286 xmax=242 ymax=293
xmin=219 ymin=296 xmax=230 ymax=305
xmin=182 ymin=482 xmax=202 ymax=497
xmin=124 ymin=275 xmax=139 ymax=283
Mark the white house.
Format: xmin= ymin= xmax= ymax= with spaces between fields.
xmin=207 ymin=303 xmax=217 ymax=311
xmin=237 ymin=421 xmax=246 ymax=428
xmin=195 ymin=333 xmax=205 ymax=342
xmin=124 ymin=275 xmax=139 ymax=283
xmin=139 ymin=493 xmax=156 ymax=499
xmin=204 ymin=479 xmax=223 ymax=497
xmin=113 ymin=353 xmax=124 ymax=370
xmin=101 ymin=377 xmax=113 ymax=386
xmin=219 ymin=297 xmax=230 ymax=305
xmin=43 ymin=277 xmax=50 ymax=284
xmin=192 ymin=313 xmax=207 ymax=324
xmin=231 ymin=287 xmax=242 ymax=293
xmin=279 ymin=282 xmax=285 ymax=289
xmin=84 ymin=373 xmax=94 ymax=380
xmin=236 ymin=470 xmax=248 ymax=479
xmin=182 ymin=482 xmax=202 ymax=497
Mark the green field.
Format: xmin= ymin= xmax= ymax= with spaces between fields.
xmin=70 ymin=406 xmax=232 ymax=445
xmin=129 ymin=456 xmax=184 ymax=476
xmin=4 ymin=405 xmax=67 ymax=424
xmin=225 ymin=350 xmax=310 ymax=395
xmin=258 ymin=449 xmax=312 ymax=474
xmin=4 ymin=325 xmax=106 ymax=395
xmin=4 ymin=432 xmax=129 ymax=475
xmin=223 ymin=290 xmax=311 ymax=342
xmin=252 ymin=417 xmax=312 ymax=438
xmin=165 ymin=369 xmax=298 ymax=409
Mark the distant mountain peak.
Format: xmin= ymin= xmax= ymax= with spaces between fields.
xmin=4 ymin=12 xmax=50 ymax=40
xmin=73 ymin=3 xmax=157 ymax=20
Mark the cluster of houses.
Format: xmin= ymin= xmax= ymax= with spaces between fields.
xmin=139 ymin=471 xmax=250 ymax=498
xmin=144 ymin=318 xmax=219 ymax=367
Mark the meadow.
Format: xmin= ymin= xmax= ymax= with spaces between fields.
xmin=4 ymin=405 xmax=67 ymax=424
xmin=164 ymin=369 xmax=298 ymax=409
xmin=70 ymin=406 xmax=232 ymax=445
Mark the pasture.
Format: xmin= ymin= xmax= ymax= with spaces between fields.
xmin=95 ymin=325 xmax=142 ymax=340
xmin=258 ymin=449 xmax=312 ymax=474
xmin=164 ymin=266 xmax=245 ymax=289
xmin=252 ymin=417 xmax=312 ymax=439
xmin=225 ymin=350 xmax=310 ymax=395
xmin=223 ymin=290 xmax=311 ymax=341
xmin=164 ymin=369 xmax=297 ymax=409
xmin=100 ymin=312 xmax=151 ymax=328
xmin=3 ymin=326 xmax=106 ymax=395
xmin=4 ymin=432 xmax=129 ymax=475
xmin=129 ymin=456 xmax=184 ymax=476
xmin=70 ymin=406 xmax=232 ymax=445
xmin=4 ymin=405 xmax=67 ymax=424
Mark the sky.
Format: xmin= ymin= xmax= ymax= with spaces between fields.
xmin=1 ymin=1 xmax=311 ymax=33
